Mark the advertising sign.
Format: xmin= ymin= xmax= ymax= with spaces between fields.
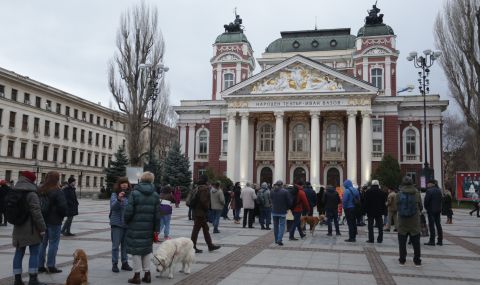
xmin=456 ymin=172 xmax=480 ymax=200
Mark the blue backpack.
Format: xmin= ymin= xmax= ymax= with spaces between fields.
xmin=397 ymin=192 xmax=417 ymax=217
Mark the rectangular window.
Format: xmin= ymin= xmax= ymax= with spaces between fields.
xmin=94 ymin=154 xmax=98 ymax=167
xmin=96 ymin=116 xmax=100 ymax=125
xmin=103 ymin=118 xmax=107 ymax=127
xmin=88 ymin=131 xmax=92 ymax=145
xmin=0 ymin=84 xmax=4 ymax=96
xmin=87 ymin=153 xmax=91 ymax=166
xmin=101 ymin=155 xmax=105 ymax=167
xmin=93 ymin=176 xmax=97 ymax=187
xmin=72 ymin=127 xmax=77 ymax=141
xmin=89 ymin=114 xmax=93 ymax=123
xmin=11 ymin=89 xmax=17 ymax=101
xmin=221 ymin=121 xmax=228 ymax=155
xmin=78 ymin=175 xmax=82 ymax=186
xmin=9 ymin=111 xmax=16 ymax=128
xmin=65 ymin=106 xmax=70 ymax=117
xmin=80 ymin=129 xmax=85 ymax=143
xmin=44 ymin=120 xmax=50 ymax=136
xmin=223 ymin=73 xmax=234 ymax=90
xmin=79 ymin=151 xmax=84 ymax=163
xmin=64 ymin=125 xmax=69 ymax=140
xmin=95 ymin=133 xmax=99 ymax=146
xmin=102 ymin=135 xmax=106 ymax=148
xmin=5 ymin=170 xmax=12 ymax=182
xmin=34 ymin=117 xmax=40 ymax=133
xmin=86 ymin=176 xmax=90 ymax=187
xmin=43 ymin=145 xmax=49 ymax=160
xmin=32 ymin=144 xmax=38 ymax=160
xmin=35 ymin=96 xmax=41 ymax=108
xmin=373 ymin=139 xmax=382 ymax=153
xmin=0 ymin=108 xmax=3 ymax=126
xmin=54 ymin=123 xmax=60 ymax=138
xmin=24 ymin=93 xmax=30 ymax=104
xmin=110 ymin=120 xmax=113 ymax=128
xmin=62 ymin=149 xmax=67 ymax=163
xmin=372 ymin=119 xmax=382 ymax=133
xmin=74 ymin=109 xmax=78 ymax=119
xmin=7 ymin=140 xmax=14 ymax=157
xmin=46 ymin=100 xmax=52 ymax=111
xmin=371 ymin=68 xmax=383 ymax=89
xmin=71 ymin=150 xmax=76 ymax=164
xmin=61 ymin=174 xmax=66 ymax=183
xmin=108 ymin=136 xmax=112 ymax=149
xmin=20 ymin=142 xmax=26 ymax=158
xmin=100 ymin=177 xmax=104 ymax=187
xmin=82 ymin=111 xmax=86 ymax=121
xmin=22 ymin=114 xmax=28 ymax=131
xmin=53 ymin=147 xmax=59 ymax=162
xmin=56 ymin=103 xmax=61 ymax=114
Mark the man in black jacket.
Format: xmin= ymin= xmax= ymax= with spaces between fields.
xmin=61 ymin=176 xmax=79 ymax=236
xmin=364 ymin=180 xmax=387 ymax=243
xmin=424 ymin=179 xmax=443 ymax=246
xmin=323 ymin=185 xmax=341 ymax=236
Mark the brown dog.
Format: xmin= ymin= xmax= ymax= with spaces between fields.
xmin=65 ymin=249 xmax=88 ymax=285
xmin=300 ymin=215 xmax=326 ymax=236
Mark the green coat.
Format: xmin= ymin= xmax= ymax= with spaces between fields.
xmin=124 ymin=182 xmax=160 ymax=256
xmin=395 ymin=184 xmax=423 ymax=236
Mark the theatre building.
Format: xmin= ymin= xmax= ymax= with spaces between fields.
xmin=174 ymin=6 xmax=448 ymax=188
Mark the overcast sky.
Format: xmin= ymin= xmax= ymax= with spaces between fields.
xmin=0 ymin=0 xmax=451 ymax=110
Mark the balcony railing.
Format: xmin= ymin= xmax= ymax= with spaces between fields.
xmin=196 ymin=153 xmax=208 ymax=160
xmin=372 ymin=152 xmax=383 ymax=159
xmin=288 ymin=151 xmax=310 ymax=161
xmin=403 ymin=154 xmax=420 ymax=161
xmin=322 ymin=151 xmax=344 ymax=161
xmin=256 ymin=151 xmax=274 ymax=161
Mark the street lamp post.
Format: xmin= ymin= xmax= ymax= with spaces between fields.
xmin=406 ymin=49 xmax=442 ymax=189
xmin=79 ymin=170 xmax=83 ymax=199
xmin=139 ymin=63 xmax=169 ymax=172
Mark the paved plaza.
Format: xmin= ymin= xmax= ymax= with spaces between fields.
xmin=0 ymin=199 xmax=479 ymax=285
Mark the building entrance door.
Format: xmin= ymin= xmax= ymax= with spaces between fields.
xmin=260 ymin=167 xmax=273 ymax=185
xmin=293 ymin=167 xmax=306 ymax=185
xmin=326 ymin=167 xmax=340 ymax=187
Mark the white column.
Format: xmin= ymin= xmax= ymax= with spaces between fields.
xmin=216 ymin=64 xmax=222 ymax=99
xmin=187 ymin=123 xmax=196 ymax=179
xmin=310 ymin=111 xmax=320 ymax=187
xmin=0 ymin=137 xmax=8 ymax=156
xmin=362 ymin=58 xmax=369 ymax=82
xmin=361 ymin=110 xmax=372 ymax=185
xmin=226 ymin=112 xmax=237 ymax=181
xmin=235 ymin=63 xmax=242 ymax=84
xmin=274 ymin=111 xmax=285 ymax=183
xmin=347 ymin=110 xmax=357 ymax=184
xmin=385 ymin=57 xmax=392 ymax=96
xmin=239 ymin=112 xmax=249 ymax=186
xmin=178 ymin=124 xmax=187 ymax=155
xmin=432 ymin=122 xmax=443 ymax=187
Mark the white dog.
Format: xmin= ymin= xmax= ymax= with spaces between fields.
xmin=152 ymin=237 xmax=195 ymax=279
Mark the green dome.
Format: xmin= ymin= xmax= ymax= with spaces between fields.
xmin=265 ymin=29 xmax=356 ymax=53
xmin=357 ymin=24 xmax=394 ymax=37
xmin=215 ymin=32 xmax=250 ymax=44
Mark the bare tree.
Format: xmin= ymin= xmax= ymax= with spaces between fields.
xmin=108 ymin=1 xmax=174 ymax=166
xmin=435 ymin=0 xmax=480 ymax=168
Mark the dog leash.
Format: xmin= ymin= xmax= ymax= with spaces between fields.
xmin=167 ymin=244 xmax=178 ymax=268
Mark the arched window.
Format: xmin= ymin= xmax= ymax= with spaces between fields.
xmin=326 ymin=124 xmax=341 ymax=152
xmin=371 ymin=68 xmax=383 ymax=89
xmin=223 ymin=73 xmax=234 ymax=90
xmin=292 ymin=124 xmax=307 ymax=152
xmin=199 ymin=130 xmax=208 ymax=154
xmin=405 ymin=129 xmax=416 ymax=155
xmin=259 ymin=124 xmax=274 ymax=152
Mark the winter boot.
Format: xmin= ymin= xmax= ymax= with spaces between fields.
xmin=153 ymin=232 xmax=160 ymax=243
xmin=28 ymin=273 xmax=46 ymax=285
xmin=14 ymin=274 xmax=24 ymax=285
xmin=141 ymin=271 xmax=151 ymax=283
xmin=128 ymin=272 xmax=141 ymax=284
xmin=121 ymin=262 xmax=133 ymax=271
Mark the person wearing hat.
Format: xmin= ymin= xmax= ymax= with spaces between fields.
xmin=270 ymin=180 xmax=292 ymax=246
xmin=424 ymin=179 xmax=443 ymax=246
xmin=363 ymin=180 xmax=387 ymax=243
xmin=61 ymin=176 xmax=79 ymax=236
xmin=12 ymin=171 xmax=47 ymax=285
xmin=0 ymin=179 xmax=11 ymax=226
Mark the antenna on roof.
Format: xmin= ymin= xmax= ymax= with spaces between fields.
xmin=315 ymin=16 xmax=318 ymax=30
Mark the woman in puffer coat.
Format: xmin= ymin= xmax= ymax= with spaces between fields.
xmin=124 ymin=172 xmax=160 ymax=284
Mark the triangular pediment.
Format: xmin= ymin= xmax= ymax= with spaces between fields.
xmin=221 ymin=55 xmax=378 ymax=97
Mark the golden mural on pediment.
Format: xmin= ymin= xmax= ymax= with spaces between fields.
xmin=251 ymin=64 xmax=345 ymax=93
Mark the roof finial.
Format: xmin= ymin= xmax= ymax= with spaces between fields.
xmin=315 ymin=16 xmax=318 ymax=30
xmin=365 ymin=1 xmax=384 ymax=25
xmin=224 ymin=8 xmax=243 ymax=33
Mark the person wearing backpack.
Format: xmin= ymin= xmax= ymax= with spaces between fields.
xmin=364 ymin=180 xmax=388 ymax=243
xmin=258 ymin=182 xmax=272 ymax=230
xmin=342 ymin=179 xmax=360 ymax=242
xmin=61 ymin=176 xmax=79 ymax=236
xmin=395 ymin=176 xmax=423 ymax=267
xmin=10 ymin=171 xmax=47 ymax=285
xmin=424 ymin=179 xmax=443 ymax=246
xmin=37 ymin=171 xmax=68 ymax=274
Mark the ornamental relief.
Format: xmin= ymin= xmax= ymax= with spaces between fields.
xmin=363 ymin=38 xmax=392 ymax=46
xmin=228 ymin=101 xmax=248 ymax=108
xmin=348 ymin=98 xmax=371 ymax=106
xmin=218 ymin=46 xmax=242 ymax=53
xmin=219 ymin=54 xmax=240 ymax=62
xmin=251 ymin=63 xmax=345 ymax=94
xmin=364 ymin=48 xmax=388 ymax=55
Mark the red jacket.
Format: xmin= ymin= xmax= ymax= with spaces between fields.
xmin=293 ymin=188 xmax=310 ymax=213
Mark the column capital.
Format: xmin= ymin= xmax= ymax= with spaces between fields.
xmin=226 ymin=111 xmax=237 ymax=120
xmin=177 ymin=123 xmax=188 ymax=128
xmin=431 ymin=120 xmax=442 ymax=127
xmin=361 ymin=110 xmax=372 ymax=117
xmin=310 ymin=111 xmax=321 ymax=118
xmin=187 ymin=123 xmax=196 ymax=128
xmin=239 ymin=111 xmax=249 ymax=118
xmin=274 ymin=111 xmax=284 ymax=118
xmin=347 ymin=110 xmax=358 ymax=117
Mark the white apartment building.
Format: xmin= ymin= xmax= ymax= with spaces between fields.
xmin=0 ymin=67 xmax=126 ymax=193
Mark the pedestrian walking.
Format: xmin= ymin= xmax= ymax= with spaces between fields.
xmin=469 ymin=191 xmax=480 ymax=217
xmin=343 ymin=179 xmax=360 ymax=242
xmin=257 ymin=182 xmax=272 ymax=230
xmin=210 ymin=181 xmax=225 ymax=233
xmin=424 ymin=179 xmax=443 ymax=246
xmin=11 ymin=171 xmax=47 ymax=285
xmin=38 ymin=171 xmax=67 ymax=274
xmin=124 ymin=172 xmax=160 ymax=284
xmin=110 ymin=177 xmax=133 ymax=273
xmin=173 ymin=186 xmax=181 ymax=208
xmin=222 ymin=185 xmax=232 ymax=220
xmin=316 ymin=185 xmax=325 ymax=216
xmin=270 ymin=180 xmax=292 ymax=246
xmin=240 ymin=182 xmax=257 ymax=228
xmin=323 ymin=185 xmax=341 ymax=236
xmin=232 ymin=182 xmax=242 ymax=224
xmin=61 ymin=176 xmax=79 ymax=236
xmin=190 ymin=175 xmax=221 ymax=253
xmin=158 ymin=185 xmax=175 ymax=241
xmin=289 ymin=184 xmax=309 ymax=241
xmin=396 ymin=176 xmax=423 ymax=266
xmin=385 ymin=187 xmax=398 ymax=231
xmin=304 ymin=182 xmax=317 ymax=216
xmin=364 ymin=180 xmax=387 ymax=243
xmin=0 ymin=179 xmax=11 ymax=226
xmin=442 ymin=184 xmax=453 ymax=224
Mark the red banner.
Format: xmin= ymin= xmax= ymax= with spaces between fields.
xmin=456 ymin=172 xmax=480 ymax=201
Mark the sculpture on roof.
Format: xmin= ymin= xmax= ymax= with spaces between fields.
xmin=224 ymin=10 xmax=243 ymax=33
xmin=365 ymin=1 xmax=384 ymax=25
